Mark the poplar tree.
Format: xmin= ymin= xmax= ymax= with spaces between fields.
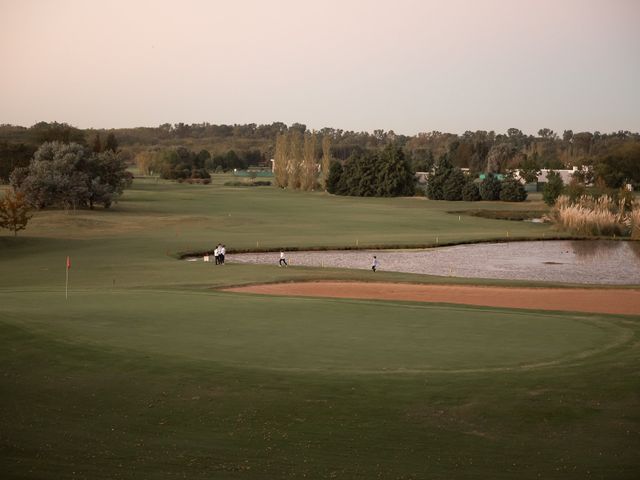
xmin=287 ymin=130 xmax=303 ymax=189
xmin=321 ymin=135 xmax=332 ymax=189
xmin=104 ymin=133 xmax=119 ymax=153
xmin=92 ymin=133 xmax=102 ymax=153
xmin=273 ymin=133 xmax=289 ymax=187
xmin=301 ymin=132 xmax=317 ymax=191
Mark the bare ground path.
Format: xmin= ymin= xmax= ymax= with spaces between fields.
xmin=224 ymin=282 xmax=640 ymax=316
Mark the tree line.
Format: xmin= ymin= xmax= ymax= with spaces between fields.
xmin=134 ymin=148 xmax=267 ymax=179
xmin=1 ymin=122 xmax=638 ymax=192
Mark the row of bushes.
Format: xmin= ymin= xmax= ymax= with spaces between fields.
xmin=423 ymin=174 xmax=527 ymax=202
xmin=425 ymin=155 xmax=527 ymax=202
xmin=177 ymin=177 xmax=211 ymax=184
xmin=223 ymin=181 xmax=272 ymax=187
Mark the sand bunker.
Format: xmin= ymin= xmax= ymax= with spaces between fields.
xmin=224 ymin=281 xmax=640 ymax=316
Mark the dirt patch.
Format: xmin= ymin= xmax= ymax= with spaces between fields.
xmin=223 ymin=282 xmax=640 ymax=316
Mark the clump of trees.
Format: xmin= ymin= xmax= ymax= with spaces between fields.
xmin=10 ymin=141 xmax=131 ymax=210
xmin=134 ymin=148 xmax=267 ymax=177
xmin=273 ymin=131 xmax=331 ymax=191
xmin=0 ymin=188 xmax=32 ymax=236
xmin=326 ymin=144 xmax=415 ymax=197
xmin=207 ymin=149 xmax=265 ymax=172
xmin=426 ymin=158 xmax=527 ymax=202
xmin=151 ymin=147 xmax=211 ymax=181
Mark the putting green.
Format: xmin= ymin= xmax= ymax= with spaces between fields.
xmin=1 ymin=289 xmax=629 ymax=374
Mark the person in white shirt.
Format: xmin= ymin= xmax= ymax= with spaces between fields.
xmin=279 ymin=251 xmax=288 ymax=267
xmin=220 ymin=245 xmax=226 ymax=264
xmin=371 ymin=255 xmax=379 ymax=272
xmin=214 ymin=245 xmax=220 ymax=265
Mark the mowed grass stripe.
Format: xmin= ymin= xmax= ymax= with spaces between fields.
xmin=0 ymin=289 xmax=630 ymax=373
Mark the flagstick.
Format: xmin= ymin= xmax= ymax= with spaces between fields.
xmin=65 ymin=265 xmax=69 ymax=300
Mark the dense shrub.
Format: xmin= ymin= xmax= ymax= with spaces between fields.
xmin=426 ymin=154 xmax=453 ymax=200
xmin=461 ymin=179 xmax=481 ymax=201
xmin=156 ymin=147 xmax=211 ymax=180
xmin=325 ymin=161 xmax=343 ymax=194
xmin=479 ymin=174 xmax=501 ymax=200
xmin=442 ymin=168 xmax=466 ymax=201
xmin=223 ymin=180 xmax=271 ymax=187
xmin=499 ymin=177 xmax=527 ymax=202
xmin=183 ymin=178 xmax=212 ymax=185
xmin=542 ymin=170 xmax=564 ymax=205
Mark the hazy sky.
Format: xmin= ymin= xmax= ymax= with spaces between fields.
xmin=1 ymin=0 xmax=639 ymax=135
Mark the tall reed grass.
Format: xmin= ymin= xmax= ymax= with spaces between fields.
xmin=628 ymin=208 xmax=640 ymax=239
xmin=552 ymin=194 xmax=639 ymax=237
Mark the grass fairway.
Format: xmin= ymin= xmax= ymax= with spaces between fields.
xmin=1 ymin=179 xmax=639 ymax=479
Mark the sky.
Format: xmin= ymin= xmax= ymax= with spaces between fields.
xmin=1 ymin=0 xmax=639 ymax=135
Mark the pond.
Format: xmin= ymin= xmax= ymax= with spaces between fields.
xmin=227 ymin=240 xmax=640 ymax=285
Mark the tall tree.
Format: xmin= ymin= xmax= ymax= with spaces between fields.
xmin=301 ymin=133 xmax=317 ymax=191
xmin=287 ymin=130 xmax=303 ymax=190
xmin=104 ymin=133 xmax=119 ymax=153
xmin=273 ymin=133 xmax=289 ymax=188
xmin=426 ymin=154 xmax=454 ymax=200
xmin=325 ymin=161 xmax=343 ymax=194
xmin=135 ymin=151 xmax=154 ymax=176
xmin=321 ymin=135 xmax=332 ymax=189
xmin=376 ymin=144 xmax=415 ymax=197
xmin=353 ymin=151 xmax=378 ymax=196
xmin=518 ymin=154 xmax=541 ymax=183
xmin=442 ymin=168 xmax=466 ymax=201
xmin=92 ymin=133 xmax=103 ymax=153
xmin=543 ymin=170 xmax=564 ymax=205
xmin=486 ymin=143 xmax=517 ymax=173
xmin=479 ymin=174 xmax=502 ymax=201
xmin=594 ymin=143 xmax=640 ymax=188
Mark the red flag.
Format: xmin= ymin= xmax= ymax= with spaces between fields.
xmin=66 ymin=256 xmax=71 ymax=270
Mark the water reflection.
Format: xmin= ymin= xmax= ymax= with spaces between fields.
xmin=570 ymin=240 xmax=622 ymax=259
xmin=629 ymin=241 xmax=640 ymax=262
